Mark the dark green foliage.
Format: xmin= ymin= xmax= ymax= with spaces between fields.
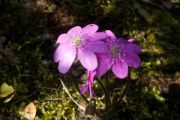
xmin=0 ymin=0 xmax=180 ymax=119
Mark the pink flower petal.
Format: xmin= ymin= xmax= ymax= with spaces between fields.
xmin=58 ymin=44 xmax=76 ymax=74
xmin=78 ymin=49 xmax=98 ymax=70
xmin=82 ymin=24 xmax=98 ymax=35
xmin=80 ymin=82 xmax=88 ymax=94
xmin=96 ymin=54 xmax=112 ymax=77
xmin=54 ymin=46 xmax=61 ymax=62
xmin=56 ymin=34 xmax=70 ymax=44
xmin=80 ymin=71 xmax=96 ymax=98
xmin=85 ymin=41 xmax=108 ymax=53
xmin=88 ymin=71 xmax=96 ymax=98
xmin=128 ymin=38 xmax=135 ymax=43
xmin=124 ymin=52 xmax=141 ymax=68
xmin=112 ymin=60 xmax=128 ymax=79
xmin=127 ymin=43 xmax=141 ymax=54
xmin=67 ymin=26 xmax=82 ymax=37
xmin=105 ymin=30 xmax=117 ymax=40
xmin=118 ymin=38 xmax=129 ymax=45
xmin=90 ymin=32 xmax=107 ymax=41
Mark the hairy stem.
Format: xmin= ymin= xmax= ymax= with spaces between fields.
xmin=96 ymin=78 xmax=109 ymax=112
xmin=116 ymin=70 xmax=131 ymax=105
xmin=105 ymin=72 xmax=111 ymax=109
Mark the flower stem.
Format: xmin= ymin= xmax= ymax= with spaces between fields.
xmin=116 ymin=70 xmax=131 ymax=105
xmin=97 ymin=78 xmax=107 ymax=93
xmin=96 ymin=78 xmax=108 ymax=103
xmin=105 ymin=71 xmax=111 ymax=109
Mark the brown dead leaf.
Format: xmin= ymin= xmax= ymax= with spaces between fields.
xmin=24 ymin=102 xmax=37 ymax=120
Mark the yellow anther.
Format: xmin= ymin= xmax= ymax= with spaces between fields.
xmin=74 ymin=37 xmax=82 ymax=46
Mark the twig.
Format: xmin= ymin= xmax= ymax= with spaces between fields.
xmin=60 ymin=79 xmax=85 ymax=111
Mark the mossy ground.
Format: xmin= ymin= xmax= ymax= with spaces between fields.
xmin=0 ymin=0 xmax=180 ymax=119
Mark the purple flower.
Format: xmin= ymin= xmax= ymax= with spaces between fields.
xmin=54 ymin=24 xmax=108 ymax=73
xmin=80 ymin=71 xmax=96 ymax=98
xmin=96 ymin=30 xmax=141 ymax=79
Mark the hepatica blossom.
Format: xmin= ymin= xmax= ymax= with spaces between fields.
xmin=54 ymin=24 xmax=141 ymax=98
xmin=54 ymin=24 xmax=108 ymax=73
xmin=80 ymin=71 xmax=96 ymax=98
xmin=96 ymin=30 xmax=141 ymax=79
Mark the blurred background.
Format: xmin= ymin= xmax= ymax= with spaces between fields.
xmin=0 ymin=0 xmax=180 ymax=119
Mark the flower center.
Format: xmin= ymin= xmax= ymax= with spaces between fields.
xmin=74 ymin=36 xmax=82 ymax=46
xmin=111 ymin=46 xmax=120 ymax=56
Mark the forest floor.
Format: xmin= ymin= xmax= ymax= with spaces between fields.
xmin=0 ymin=0 xmax=180 ymax=120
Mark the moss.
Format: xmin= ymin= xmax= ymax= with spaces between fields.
xmin=0 ymin=0 xmax=180 ymax=119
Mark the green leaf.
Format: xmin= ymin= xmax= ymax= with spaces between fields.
xmin=0 ymin=82 xmax=15 ymax=98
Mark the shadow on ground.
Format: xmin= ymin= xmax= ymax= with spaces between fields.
xmin=0 ymin=0 xmax=180 ymax=119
